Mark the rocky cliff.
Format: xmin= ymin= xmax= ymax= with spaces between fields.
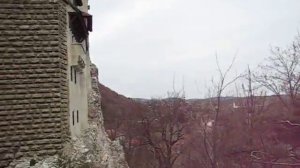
xmin=10 ymin=64 xmax=129 ymax=168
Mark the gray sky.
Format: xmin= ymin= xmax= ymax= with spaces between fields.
xmin=89 ymin=0 xmax=300 ymax=99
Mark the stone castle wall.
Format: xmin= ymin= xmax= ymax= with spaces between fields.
xmin=0 ymin=0 xmax=69 ymax=167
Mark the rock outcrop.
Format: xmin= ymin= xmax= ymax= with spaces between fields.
xmin=11 ymin=64 xmax=129 ymax=168
xmin=79 ymin=63 xmax=129 ymax=168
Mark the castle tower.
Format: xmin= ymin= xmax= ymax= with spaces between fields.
xmin=0 ymin=0 xmax=92 ymax=167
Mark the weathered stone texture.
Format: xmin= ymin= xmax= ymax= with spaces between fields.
xmin=0 ymin=0 xmax=68 ymax=167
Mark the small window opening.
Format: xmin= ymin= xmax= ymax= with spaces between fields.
xmin=73 ymin=0 xmax=83 ymax=6
xmin=74 ymin=69 xmax=77 ymax=84
xmin=77 ymin=110 xmax=79 ymax=123
xmin=72 ymin=110 xmax=75 ymax=126
xmin=70 ymin=66 xmax=73 ymax=81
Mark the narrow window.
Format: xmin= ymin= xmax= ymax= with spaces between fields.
xmin=74 ymin=69 xmax=77 ymax=84
xmin=72 ymin=110 xmax=75 ymax=126
xmin=77 ymin=110 xmax=79 ymax=123
xmin=73 ymin=0 xmax=83 ymax=6
xmin=72 ymin=36 xmax=76 ymax=44
xmin=70 ymin=66 xmax=73 ymax=81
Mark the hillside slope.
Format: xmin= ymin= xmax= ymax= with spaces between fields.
xmin=98 ymin=83 xmax=146 ymax=132
xmin=99 ymin=84 xmax=300 ymax=168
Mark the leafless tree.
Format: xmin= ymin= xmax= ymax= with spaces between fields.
xmin=138 ymin=91 xmax=188 ymax=168
xmin=255 ymin=36 xmax=300 ymax=112
xmin=251 ymin=35 xmax=300 ymax=168
xmin=199 ymin=55 xmax=241 ymax=168
xmin=239 ymin=67 xmax=270 ymax=167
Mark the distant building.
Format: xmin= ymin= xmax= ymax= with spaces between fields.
xmin=0 ymin=0 xmax=93 ymax=167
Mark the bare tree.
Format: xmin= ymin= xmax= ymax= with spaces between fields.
xmin=239 ymin=67 xmax=270 ymax=167
xmin=199 ymin=55 xmax=241 ymax=168
xmin=138 ymin=91 xmax=188 ymax=168
xmin=251 ymin=35 xmax=300 ymax=168
xmin=255 ymin=36 xmax=300 ymax=112
xmin=242 ymin=67 xmax=267 ymax=133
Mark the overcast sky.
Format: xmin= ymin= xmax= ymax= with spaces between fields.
xmin=89 ymin=0 xmax=300 ymax=99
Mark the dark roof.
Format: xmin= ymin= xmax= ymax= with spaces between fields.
xmin=69 ymin=11 xmax=93 ymax=42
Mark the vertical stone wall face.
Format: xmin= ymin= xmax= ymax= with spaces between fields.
xmin=0 ymin=0 xmax=68 ymax=167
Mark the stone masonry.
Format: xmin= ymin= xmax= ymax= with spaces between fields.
xmin=0 ymin=0 xmax=68 ymax=167
xmin=0 ymin=1 xmax=130 ymax=168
